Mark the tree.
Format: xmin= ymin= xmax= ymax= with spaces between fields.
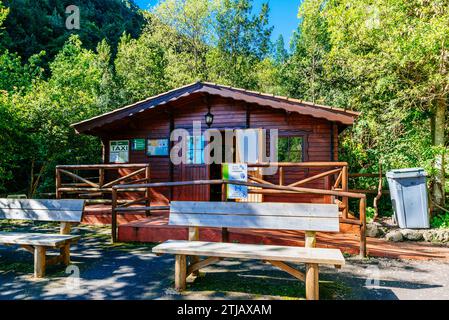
xmin=209 ymin=0 xmax=273 ymax=88
xmin=115 ymin=32 xmax=168 ymax=103
xmin=8 ymin=35 xmax=115 ymax=195
xmin=150 ymin=0 xmax=219 ymax=84
xmin=323 ymin=0 xmax=448 ymax=209
xmin=273 ymin=35 xmax=288 ymax=65
xmin=283 ymin=0 xmax=330 ymax=104
xmin=1 ymin=0 xmax=144 ymax=64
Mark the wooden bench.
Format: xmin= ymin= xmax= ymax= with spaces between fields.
xmin=0 ymin=199 xmax=85 ymax=278
xmin=152 ymin=201 xmax=345 ymax=300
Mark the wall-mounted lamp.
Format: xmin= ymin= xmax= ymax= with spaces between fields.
xmin=205 ymin=105 xmax=214 ymax=128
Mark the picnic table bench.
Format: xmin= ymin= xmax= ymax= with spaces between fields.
xmin=0 ymin=198 xmax=85 ymax=278
xmin=152 ymin=201 xmax=345 ymax=300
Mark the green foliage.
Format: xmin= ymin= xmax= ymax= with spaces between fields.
xmin=1 ymin=35 xmax=116 ymax=195
xmin=1 ymin=0 xmax=144 ymax=63
xmin=115 ymin=32 xmax=168 ymax=102
xmin=0 ymin=0 xmax=447 ymax=207
xmin=431 ymin=213 xmax=449 ymax=229
xmin=0 ymin=0 xmax=276 ymax=196
xmin=366 ymin=207 xmax=376 ymax=223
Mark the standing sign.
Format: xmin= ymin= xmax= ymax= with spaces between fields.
xmin=222 ymin=163 xmax=248 ymax=200
xmin=109 ymin=140 xmax=129 ymax=163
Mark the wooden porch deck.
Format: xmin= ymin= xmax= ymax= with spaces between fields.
xmin=83 ymin=204 xmax=449 ymax=261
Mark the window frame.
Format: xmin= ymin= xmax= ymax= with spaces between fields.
xmin=277 ymin=130 xmax=309 ymax=163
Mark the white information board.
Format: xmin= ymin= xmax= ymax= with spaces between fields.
xmin=222 ymin=163 xmax=248 ymax=200
xmin=109 ymin=140 xmax=129 ymax=163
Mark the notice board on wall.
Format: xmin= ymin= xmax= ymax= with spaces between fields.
xmin=109 ymin=140 xmax=129 ymax=163
xmin=147 ymin=139 xmax=169 ymax=156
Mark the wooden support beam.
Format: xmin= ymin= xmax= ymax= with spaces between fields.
xmin=268 ymin=260 xmax=305 ymax=281
xmin=305 ymin=231 xmax=316 ymax=248
xmin=47 ymin=255 xmax=63 ymax=266
xmin=60 ymin=222 xmax=71 ymax=235
xmin=305 ymin=263 xmax=319 ymax=300
xmin=59 ymin=169 xmax=99 ymax=188
xmin=341 ymin=165 xmax=349 ymax=219
xmin=34 ymin=246 xmax=46 ymax=278
xmin=359 ymin=197 xmax=367 ymax=258
xmin=114 ymin=206 xmax=168 ymax=212
xmin=20 ymin=244 xmax=34 ymax=254
xmin=188 ymin=227 xmax=200 ymax=277
xmin=279 ymin=167 xmax=284 ymax=186
xmin=56 ymin=169 xmax=62 ymax=199
xmin=111 ymin=188 xmax=118 ymax=242
xmin=222 ymin=228 xmax=229 ymax=242
xmin=118 ymin=197 xmax=147 ymax=208
xmin=102 ymin=168 xmax=146 ymax=188
xmin=248 ymin=175 xmax=275 ymax=186
xmin=145 ymin=165 xmax=151 ymax=217
xmin=288 ymin=168 xmax=342 ymax=188
xmin=333 ymin=171 xmax=343 ymax=189
xmin=175 ymin=255 xmax=187 ymax=291
xmin=187 ymin=257 xmax=221 ymax=276
xmin=60 ymin=244 xmax=70 ymax=266
xmin=99 ymin=168 xmax=105 ymax=188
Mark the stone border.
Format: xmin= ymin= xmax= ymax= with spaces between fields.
xmin=366 ymin=221 xmax=449 ymax=243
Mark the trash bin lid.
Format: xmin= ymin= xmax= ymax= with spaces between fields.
xmin=386 ymin=168 xmax=427 ymax=179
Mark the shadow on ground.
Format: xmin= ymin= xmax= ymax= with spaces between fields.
xmin=0 ymin=222 xmax=446 ymax=300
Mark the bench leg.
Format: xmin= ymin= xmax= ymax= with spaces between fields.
xmin=305 ymin=263 xmax=319 ymax=300
xmin=188 ymin=227 xmax=200 ymax=277
xmin=175 ymin=255 xmax=187 ymax=291
xmin=34 ymin=246 xmax=46 ymax=278
xmin=60 ymin=243 xmax=70 ymax=266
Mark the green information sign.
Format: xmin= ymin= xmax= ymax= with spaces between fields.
xmin=132 ymin=139 xmax=146 ymax=151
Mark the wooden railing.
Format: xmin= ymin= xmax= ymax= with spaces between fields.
xmin=247 ymin=162 xmax=351 ymax=219
xmin=56 ymin=164 xmax=151 ymax=208
xmin=112 ymin=176 xmax=367 ymax=257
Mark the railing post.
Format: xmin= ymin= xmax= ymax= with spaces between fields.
xmin=342 ymin=164 xmax=349 ymax=219
xmin=99 ymin=168 xmax=104 ymax=187
xmin=99 ymin=168 xmax=105 ymax=198
xmin=145 ymin=165 xmax=151 ymax=217
xmin=279 ymin=166 xmax=284 ymax=186
xmin=55 ymin=168 xmax=61 ymax=199
xmin=111 ymin=187 xmax=118 ymax=242
xmin=221 ymin=181 xmax=229 ymax=242
xmin=359 ymin=196 xmax=367 ymax=258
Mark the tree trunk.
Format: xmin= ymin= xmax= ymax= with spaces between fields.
xmin=432 ymin=98 xmax=447 ymax=211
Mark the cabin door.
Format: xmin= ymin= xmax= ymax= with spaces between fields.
xmin=209 ymin=129 xmax=264 ymax=202
xmin=173 ymin=135 xmax=210 ymax=201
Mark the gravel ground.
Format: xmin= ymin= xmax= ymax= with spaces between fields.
xmin=1 ymin=223 xmax=448 ymax=300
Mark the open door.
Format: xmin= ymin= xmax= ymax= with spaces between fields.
xmin=235 ymin=129 xmax=264 ymax=203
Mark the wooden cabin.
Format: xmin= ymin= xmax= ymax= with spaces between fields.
xmin=72 ymin=82 xmax=359 ymax=206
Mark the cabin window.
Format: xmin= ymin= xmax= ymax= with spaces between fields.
xmin=278 ymin=136 xmax=303 ymax=162
xmin=187 ymin=135 xmax=205 ymax=164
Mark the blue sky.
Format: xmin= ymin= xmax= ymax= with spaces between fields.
xmin=134 ymin=0 xmax=301 ymax=47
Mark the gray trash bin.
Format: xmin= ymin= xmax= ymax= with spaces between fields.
xmin=386 ymin=168 xmax=430 ymax=229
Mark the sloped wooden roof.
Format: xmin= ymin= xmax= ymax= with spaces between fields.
xmin=72 ymin=82 xmax=360 ymax=134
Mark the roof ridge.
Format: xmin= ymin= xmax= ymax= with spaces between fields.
xmin=201 ymin=82 xmax=359 ymax=116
